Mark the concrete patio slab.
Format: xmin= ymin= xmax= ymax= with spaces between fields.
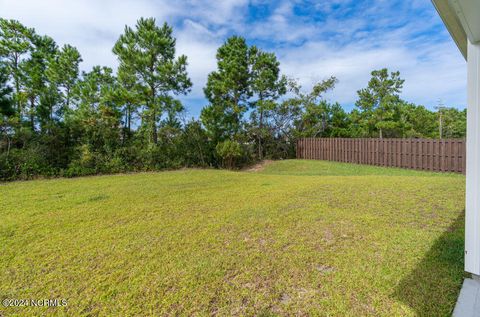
xmin=453 ymin=277 xmax=480 ymax=317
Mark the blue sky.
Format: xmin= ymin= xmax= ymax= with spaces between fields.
xmin=1 ymin=0 xmax=467 ymax=118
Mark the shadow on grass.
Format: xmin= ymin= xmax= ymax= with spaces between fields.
xmin=393 ymin=212 xmax=466 ymax=316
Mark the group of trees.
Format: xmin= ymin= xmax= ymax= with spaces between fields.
xmin=0 ymin=17 xmax=466 ymax=180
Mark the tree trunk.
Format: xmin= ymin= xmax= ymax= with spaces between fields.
xmin=233 ymin=94 xmax=240 ymax=136
xmin=258 ymin=109 xmax=263 ymax=160
xmin=150 ymin=83 xmax=158 ymax=145
xmin=47 ymin=102 xmax=53 ymax=135
xmin=6 ymin=134 xmax=11 ymax=157
xmin=127 ymin=104 xmax=131 ymax=133
xmin=66 ymin=86 xmax=71 ymax=109
xmin=152 ymin=108 xmax=158 ymax=144
xmin=322 ymin=113 xmax=327 ymax=135
xmin=122 ymin=107 xmax=128 ymax=143
xmin=29 ymin=97 xmax=35 ymax=131
xmin=13 ymin=53 xmax=20 ymax=114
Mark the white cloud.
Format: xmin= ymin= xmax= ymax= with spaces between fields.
xmin=279 ymin=38 xmax=466 ymax=109
xmin=180 ymin=0 xmax=248 ymax=27
xmin=0 ymin=0 xmax=243 ymax=102
xmin=1 ymin=0 xmax=173 ymax=70
xmin=176 ymin=20 xmax=220 ymax=99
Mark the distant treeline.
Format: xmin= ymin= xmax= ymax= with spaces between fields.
xmin=0 ymin=17 xmax=466 ymax=180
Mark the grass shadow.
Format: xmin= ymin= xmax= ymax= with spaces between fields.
xmin=393 ymin=212 xmax=466 ymax=316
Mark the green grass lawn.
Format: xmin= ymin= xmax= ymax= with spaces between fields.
xmin=0 ymin=160 xmax=466 ymax=316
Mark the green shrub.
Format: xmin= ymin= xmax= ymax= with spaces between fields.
xmin=0 ymin=147 xmax=52 ymax=181
xmin=102 ymin=156 xmax=126 ymax=174
xmin=216 ymin=140 xmax=243 ymax=169
xmin=64 ymin=165 xmax=96 ymax=178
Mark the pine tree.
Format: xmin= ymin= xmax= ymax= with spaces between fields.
xmin=355 ymin=68 xmax=404 ymax=138
xmin=201 ymin=36 xmax=251 ymax=143
xmin=113 ymin=18 xmax=191 ymax=144
xmin=250 ymin=47 xmax=286 ymax=159
xmin=0 ymin=18 xmax=34 ymax=116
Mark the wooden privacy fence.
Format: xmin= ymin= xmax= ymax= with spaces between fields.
xmin=296 ymin=138 xmax=466 ymax=174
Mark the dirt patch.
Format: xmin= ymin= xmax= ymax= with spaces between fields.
xmin=244 ymin=160 xmax=274 ymax=172
xmin=315 ymin=265 xmax=335 ymax=274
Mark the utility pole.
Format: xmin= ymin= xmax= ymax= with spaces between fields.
xmin=435 ymin=100 xmax=446 ymax=139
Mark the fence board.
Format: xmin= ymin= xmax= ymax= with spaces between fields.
xmin=297 ymin=138 xmax=465 ymax=174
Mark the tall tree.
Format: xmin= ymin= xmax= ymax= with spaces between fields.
xmin=113 ymin=18 xmax=191 ymax=144
xmin=201 ymin=36 xmax=251 ymax=143
xmin=180 ymin=120 xmax=211 ymax=167
xmin=35 ymin=43 xmax=82 ymax=134
xmin=250 ymin=47 xmax=286 ymax=159
xmin=440 ymin=107 xmax=466 ymax=138
xmin=113 ymin=65 xmax=141 ymax=141
xmin=47 ymin=44 xmax=82 ymax=109
xmin=0 ymin=64 xmax=14 ymax=155
xmin=0 ymin=18 xmax=34 ymax=116
xmin=22 ymin=34 xmax=57 ymax=130
xmin=0 ymin=65 xmax=13 ymax=115
xmin=285 ymin=76 xmax=338 ymax=137
xmin=397 ymin=102 xmax=436 ymax=138
xmin=355 ymin=68 xmax=404 ymax=138
xmin=71 ymin=66 xmax=120 ymax=151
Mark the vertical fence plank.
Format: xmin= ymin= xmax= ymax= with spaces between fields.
xmin=318 ymin=138 xmax=320 ymax=160
xmin=428 ymin=140 xmax=433 ymax=171
xmin=303 ymin=138 xmax=306 ymax=159
xmin=311 ymin=138 xmax=315 ymax=160
xmin=438 ymin=139 xmax=442 ymax=171
xmin=313 ymin=138 xmax=315 ymax=160
xmin=306 ymin=138 xmax=309 ymax=160
xmin=324 ymin=138 xmax=327 ymax=160
xmin=307 ymin=138 xmax=310 ymax=160
xmin=445 ymin=139 xmax=449 ymax=172
xmin=305 ymin=138 xmax=308 ymax=159
xmin=386 ymin=139 xmax=390 ymax=167
xmin=420 ymin=140 xmax=424 ymax=170
xmin=444 ymin=140 xmax=448 ymax=172
xmin=440 ymin=139 xmax=444 ymax=172
xmin=453 ymin=140 xmax=458 ymax=172
xmin=313 ymin=138 xmax=316 ymax=160
xmin=315 ymin=138 xmax=319 ymax=160
xmin=419 ymin=140 xmax=423 ymax=170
